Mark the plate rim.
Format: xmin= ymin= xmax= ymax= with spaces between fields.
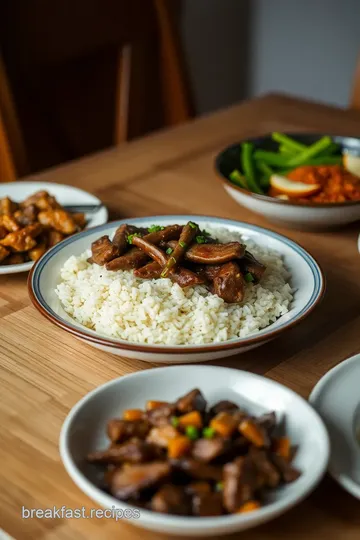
xmin=309 ymin=353 xmax=360 ymax=499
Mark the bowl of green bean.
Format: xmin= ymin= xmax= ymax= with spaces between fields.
xmin=215 ymin=133 xmax=360 ymax=229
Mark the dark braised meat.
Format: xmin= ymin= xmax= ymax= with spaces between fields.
xmin=151 ymin=485 xmax=191 ymax=515
xmin=171 ymin=458 xmax=223 ymax=482
xmin=112 ymin=224 xmax=147 ymax=255
xmin=192 ymin=491 xmax=223 ymax=517
xmin=239 ymin=250 xmax=266 ymax=283
xmin=223 ymin=456 xmax=258 ymax=512
xmin=213 ymin=262 xmax=245 ymax=303
xmin=184 ymin=242 xmax=245 ymax=264
xmin=192 ymin=438 xmax=229 ymax=462
xmin=106 ymin=247 xmax=149 ymax=271
xmin=109 ymin=461 xmax=171 ymax=500
xmin=132 ymin=236 xmax=167 ymax=266
xmin=209 ymin=400 xmax=240 ymax=417
xmin=161 ymin=221 xmax=198 ymax=277
xmin=87 ymin=438 xmax=161 ymax=465
xmin=87 ymin=388 xmax=301 ymax=517
xmin=134 ymin=261 xmax=205 ymax=288
xmin=91 ymin=235 xmax=120 ymax=266
xmin=176 ymin=389 xmax=207 ymax=414
xmin=107 ymin=419 xmax=150 ymax=443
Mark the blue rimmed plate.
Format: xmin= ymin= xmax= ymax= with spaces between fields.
xmin=28 ymin=215 xmax=325 ymax=363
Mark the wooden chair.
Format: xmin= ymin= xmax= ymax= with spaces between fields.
xmin=0 ymin=0 xmax=192 ymax=181
xmin=350 ymin=53 xmax=360 ymax=111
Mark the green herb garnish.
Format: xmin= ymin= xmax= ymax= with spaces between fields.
xmin=202 ymin=426 xmax=216 ymax=439
xmin=196 ymin=235 xmax=206 ymax=244
xmin=189 ymin=222 xmax=197 ymax=229
xmin=185 ymin=425 xmax=199 ymax=441
xmin=179 ymin=241 xmax=186 ymax=248
xmin=244 ymin=272 xmax=254 ymax=282
xmin=148 ymin=225 xmax=164 ymax=233
xmin=166 ymin=247 xmax=173 ymax=255
xmin=127 ymin=233 xmax=141 ymax=244
xmin=215 ymin=482 xmax=224 ymax=492
xmin=171 ymin=416 xmax=179 ymax=428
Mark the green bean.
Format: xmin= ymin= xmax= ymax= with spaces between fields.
xmin=286 ymin=136 xmax=332 ymax=167
xmin=279 ymin=144 xmax=295 ymax=155
xmin=316 ymin=142 xmax=340 ymax=157
xmin=272 ymin=132 xmax=307 ymax=152
xmin=299 ymin=156 xmax=342 ymax=166
xmin=254 ymin=150 xmax=290 ymax=167
xmin=241 ymin=143 xmax=263 ymax=194
xmin=229 ymin=169 xmax=248 ymax=189
xmin=256 ymin=162 xmax=273 ymax=189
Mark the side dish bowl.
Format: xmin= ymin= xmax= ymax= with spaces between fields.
xmin=59 ymin=365 xmax=330 ymax=536
xmin=0 ymin=181 xmax=108 ymax=275
xmin=215 ymin=134 xmax=360 ymax=229
xmin=28 ymin=215 xmax=325 ymax=363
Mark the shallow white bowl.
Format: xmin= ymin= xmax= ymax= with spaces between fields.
xmin=60 ymin=365 xmax=330 ymax=537
xmin=0 ymin=181 xmax=108 ymax=275
xmin=310 ymin=353 xmax=360 ymax=500
xmin=28 ymin=215 xmax=325 ymax=363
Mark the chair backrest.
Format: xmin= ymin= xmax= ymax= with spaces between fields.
xmin=0 ymin=0 xmax=192 ymax=179
xmin=350 ymin=53 xmax=360 ymax=111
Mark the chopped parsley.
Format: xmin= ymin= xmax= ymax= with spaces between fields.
xmin=188 ymin=221 xmax=197 ymax=229
xmin=166 ymin=247 xmax=173 ymax=255
xmin=245 ymin=272 xmax=254 ymax=282
xmin=148 ymin=225 xmax=164 ymax=233
xmin=215 ymin=482 xmax=224 ymax=492
xmin=171 ymin=416 xmax=179 ymax=427
xmin=127 ymin=233 xmax=141 ymax=244
xmin=196 ymin=235 xmax=206 ymax=244
xmin=179 ymin=241 xmax=186 ymax=248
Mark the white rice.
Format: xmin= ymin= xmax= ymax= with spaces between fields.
xmin=55 ymin=226 xmax=293 ymax=345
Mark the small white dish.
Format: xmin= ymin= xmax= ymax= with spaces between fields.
xmin=28 ymin=216 xmax=325 ymax=363
xmin=0 ymin=181 xmax=108 ymax=275
xmin=60 ymin=365 xmax=330 ymax=537
xmin=309 ymin=353 xmax=360 ymax=500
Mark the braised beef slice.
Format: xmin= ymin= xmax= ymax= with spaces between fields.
xmin=223 ymin=456 xmax=258 ymax=512
xmin=110 ymin=461 xmax=171 ymax=500
xmin=271 ymin=454 xmax=301 ymax=483
xmin=134 ymin=261 xmax=162 ymax=280
xmin=151 ymin=484 xmax=191 ymax=515
xmin=135 ymin=261 xmax=204 ymax=288
xmin=171 ymin=459 xmax=222 ymax=482
xmin=147 ymin=403 xmax=177 ymax=427
xmin=185 ymin=242 xmax=245 ymax=264
xmin=213 ymin=262 xmax=245 ymax=303
xmin=107 ymin=419 xmax=150 ymax=443
xmin=192 ymin=491 xmax=223 ymax=517
xmin=146 ymin=425 xmax=179 ymax=448
xmin=176 ymin=389 xmax=207 ymax=414
xmin=192 ymin=438 xmax=229 ymax=463
xmin=87 ymin=438 xmax=160 ymax=465
xmin=239 ymin=250 xmax=266 ymax=283
xmin=106 ymin=225 xmax=182 ymax=271
xmin=132 ymin=236 xmax=168 ymax=266
xmin=91 ymin=235 xmax=119 ymax=265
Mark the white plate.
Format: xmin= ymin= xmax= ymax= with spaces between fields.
xmin=60 ymin=365 xmax=330 ymax=537
xmin=29 ymin=216 xmax=325 ymax=363
xmin=0 ymin=181 xmax=108 ymax=275
xmin=309 ymin=353 xmax=360 ymax=499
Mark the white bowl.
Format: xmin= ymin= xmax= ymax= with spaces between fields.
xmin=0 ymin=181 xmax=108 ymax=275
xmin=309 ymin=353 xmax=360 ymax=500
xmin=59 ymin=365 xmax=330 ymax=537
xmin=28 ymin=215 xmax=325 ymax=363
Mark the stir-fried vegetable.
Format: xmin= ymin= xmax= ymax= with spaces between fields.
xmin=241 ymin=142 xmax=263 ymax=194
xmin=161 ymin=221 xmax=198 ymax=277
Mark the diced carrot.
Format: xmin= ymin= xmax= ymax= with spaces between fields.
xmin=122 ymin=409 xmax=144 ymax=421
xmin=236 ymin=500 xmax=261 ymax=514
xmin=178 ymin=410 xmax=203 ymax=429
xmin=239 ymin=419 xmax=265 ymax=447
xmin=210 ymin=412 xmax=237 ymax=437
xmin=146 ymin=400 xmax=169 ymax=411
xmin=273 ymin=437 xmax=291 ymax=460
xmin=168 ymin=435 xmax=192 ymax=459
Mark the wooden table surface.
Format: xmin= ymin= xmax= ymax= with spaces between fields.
xmin=1 ymin=93 xmax=360 ymax=540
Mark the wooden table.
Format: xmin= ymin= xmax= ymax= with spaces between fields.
xmin=1 ymin=93 xmax=360 ymax=540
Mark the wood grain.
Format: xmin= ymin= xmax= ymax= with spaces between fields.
xmin=1 ymin=93 xmax=360 ymax=539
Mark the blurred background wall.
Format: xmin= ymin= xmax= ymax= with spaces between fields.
xmin=180 ymin=0 xmax=360 ymax=115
